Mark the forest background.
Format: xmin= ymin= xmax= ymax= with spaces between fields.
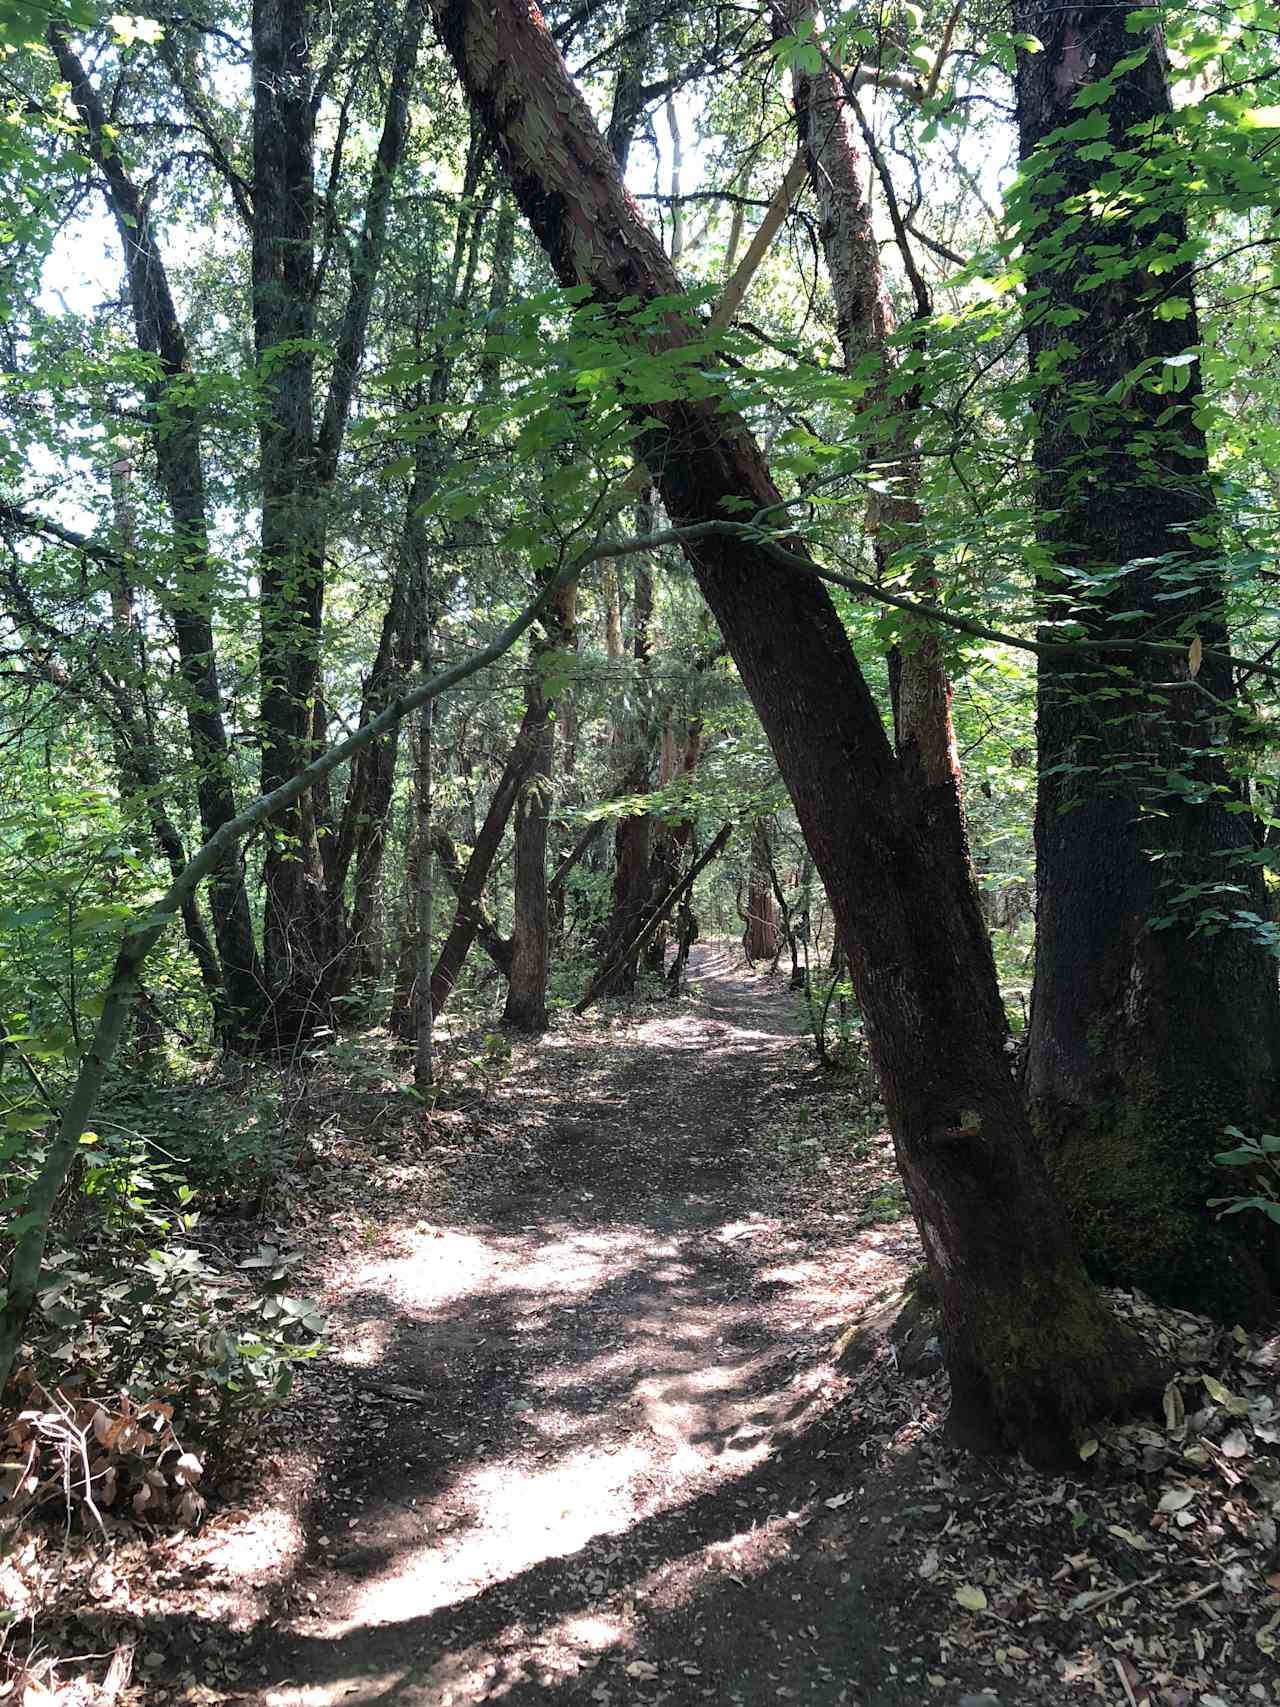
xmin=1 ymin=0 xmax=1280 ymax=1494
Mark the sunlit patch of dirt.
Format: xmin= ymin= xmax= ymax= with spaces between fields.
xmin=213 ymin=943 xmax=921 ymax=1707
xmin=27 ymin=947 xmax=1280 ymax=1707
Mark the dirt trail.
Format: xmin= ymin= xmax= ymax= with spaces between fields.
xmin=245 ymin=946 xmax=921 ymax=1707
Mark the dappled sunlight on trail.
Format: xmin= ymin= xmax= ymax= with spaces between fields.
xmin=244 ymin=945 xmax=918 ymax=1707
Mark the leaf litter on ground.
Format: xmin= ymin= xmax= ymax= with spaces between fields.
xmin=5 ymin=963 xmax=1280 ymax=1707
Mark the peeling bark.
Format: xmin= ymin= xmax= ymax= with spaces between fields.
xmin=780 ymin=0 xmax=962 ymax=807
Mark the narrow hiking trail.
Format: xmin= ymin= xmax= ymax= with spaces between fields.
xmin=18 ymin=950 xmax=1279 ymax=1707
xmin=238 ymin=946 xmax=927 ymax=1707
xmin=36 ymin=947 xmax=1278 ymax=1707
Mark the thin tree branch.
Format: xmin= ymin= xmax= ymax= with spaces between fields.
xmin=316 ymin=0 xmax=429 ymax=481
xmin=156 ymin=33 xmax=254 ymax=223
xmin=709 ymin=150 xmax=808 ymax=330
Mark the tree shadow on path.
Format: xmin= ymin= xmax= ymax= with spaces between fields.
xmin=221 ymin=945 xmax=929 ymax=1707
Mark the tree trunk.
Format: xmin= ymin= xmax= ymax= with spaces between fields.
xmin=787 ymin=853 xmax=814 ymax=991
xmin=326 ymin=458 xmax=428 ymax=1015
xmin=743 ymin=819 xmax=777 ymax=964
xmin=434 ymin=0 xmax=1160 ymax=1459
xmin=1015 ymin=0 xmax=1280 ymax=1317
xmin=548 ymin=820 xmax=605 ymax=921
xmin=432 ymin=828 xmax=513 ymax=975
xmin=251 ymin=0 xmax=324 ymax=1050
xmin=780 ymin=1 xmax=962 ymax=805
xmin=0 ymin=541 xmax=586 ymax=1401
xmin=576 ymin=824 xmax=733 ymax=1015
xmin=643 ymin=638 xmax=716 ymax=970
xmin=763 ymin=832 xmax=804 ymax=990
xmin=327 ymin=589 xmax=411 ymax=1013
xmin=254 ymin=0 xmax=427 ymax=1049
xmin=599 ymin=544 xmax=655 ymax=994
xmin=105 ymin=460 xmax=226 ymax=1023
xmin=504 ymin=576 xmax=577 ymax=1030
xmin=413 ymin=665 xmax=435 ymax=1089
xmin=52 ymin=27 xmax=264 ymax=1045
xmin=605 ymin=0 xmax=659 ymax=169
xmin=417 ymin=699 xmax=545 ymax=1025
xmin=502 ymin=653 xmax=554 ymax=1030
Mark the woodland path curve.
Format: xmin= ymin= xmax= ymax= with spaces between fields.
xmin=242 ymin=944 xmax=923 ymax=1707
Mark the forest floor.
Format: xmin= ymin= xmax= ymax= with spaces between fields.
xmin=12 ymin=945 xmax=1280 ymax=1707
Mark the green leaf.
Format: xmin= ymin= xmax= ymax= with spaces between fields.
xmin=110 ymin=12 xmax=166 ymax=43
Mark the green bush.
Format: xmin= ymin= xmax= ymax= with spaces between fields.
xmin=1208 ymin=1126 xmax=1280 ymax=1226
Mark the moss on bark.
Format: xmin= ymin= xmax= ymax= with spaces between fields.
xmin=1035 ymin=1079 xmax=1280 ymax=1324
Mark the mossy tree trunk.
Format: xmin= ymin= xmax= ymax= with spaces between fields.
xmin=1016 ymin=0 xmax=1280 ymax=1317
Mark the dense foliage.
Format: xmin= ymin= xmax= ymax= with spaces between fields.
xmin=1 ymin=0 xmax=1278 ymax=1490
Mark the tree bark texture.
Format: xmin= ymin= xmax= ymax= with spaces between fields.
xmin=252 ymin=0 xmax=325 ymax=1049
xmin=742 ymin=818 xmax=779 ymax=965
xmin=781 ymin=2 xmax=962 ymax=808
xmin=1015 ymin=1 xmax=1280 ymax=1315
xmin=434 ymin=0 xmax=1160 ymax=1459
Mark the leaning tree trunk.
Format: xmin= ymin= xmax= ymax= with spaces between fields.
xmin=433 ymin=828 xmax=513 ymax=976
xmin=414 ymin=698 xmax=545 ymax=1026
xmin=433 ymin=0 xmax=1161 ymax=1461
xmin=1016 ymin=0 xmax=1280 ymax=1317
